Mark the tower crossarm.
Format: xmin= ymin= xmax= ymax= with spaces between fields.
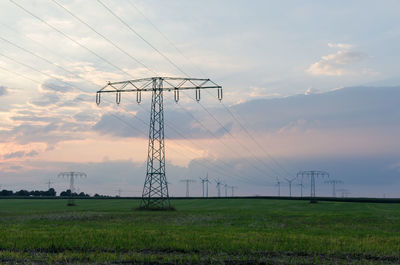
xmin=97 ymin=77 xmax=221 ymax=93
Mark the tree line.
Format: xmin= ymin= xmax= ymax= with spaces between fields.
xmin=0 ymin=188 xmax=92 ymax=197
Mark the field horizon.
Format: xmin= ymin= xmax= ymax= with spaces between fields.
xmin=0 ymin=198 xmax=399 ymax=264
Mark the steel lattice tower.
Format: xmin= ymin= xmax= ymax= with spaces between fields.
xmin=58 ymin=171 xmax=86 ymax=206
xmin=297 ymin=170 xmax=329 ymax=203
xmin=142 ymin=78 xmax=168 ymax=208
xmin=96 ymin=77 xmax=222 ymax=209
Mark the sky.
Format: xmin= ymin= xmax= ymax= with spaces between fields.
xmin=0 ymin=0 xmax=399 ymax=197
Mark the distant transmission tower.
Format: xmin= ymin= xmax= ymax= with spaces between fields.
xmin=96 ymin=77 xmax=222 ymax=209
xmin=58 ymin=171 xmax=86 ymax=206
xmin=180 ymin=179 xmax=196 ymax=197
xmin=297 ymin=182 xmax=305 ymax=198
xmin=230 ymin=186 xmax=237 ymax=197
xmin=46 ymin=180 xmax=54 ymax=190
xmin=276 ymin=177 xmax=281 ymax=197
xmin=297 ymin=170 xmax=329 ymax=203
xmin=224 ymin=183 xmax=229 ymax=197
xmin=215 ymin=179 xmax=222 ymax=198
xmin=285 ymin=177 xmax=296 ymax=197
xmin=115 ymin=188 xmax=123 ymax=197
xmin=199 ymin=174 xmax=210 ymax=198
xmin=325 ymin=179 xmax=343 ymax=197
xmin=336 ymin=188 xmax=350 ymax=198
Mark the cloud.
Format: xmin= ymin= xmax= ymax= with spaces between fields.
xmin=232 ymin=85 xmax=400 ymax=132
xmin=3 ymin=151 xmax=25 ymax=159
xmin=3 ymin=150 xmax=39 ymax=159
xmin=93 ymin=109 xmax=232 ymax=140
xmin=74 ymin=112 xmax=96 ymax=122
xmin=307 ymin=50 xmax=367 ymax=76
xmin=304 ymin=87 xmax=321 ymax=95
xmin=40 ymin=79 xmax=74 ymax=93
xmin=30 ymin=93 xmax=60 ymax=107
xmin=0 ymin=86 xmax=8 ymax=96
xmin=328 ymin=43 xmax=353 ymax=49
xmin=307 ymin=43 xmax=368 ymax=76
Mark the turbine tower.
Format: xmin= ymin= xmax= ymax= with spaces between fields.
xmin=199 ymin=174 xmax=210 ymax=198
xmin=275 ymin=177 xmax=281 ymax=197
xmin=285 ymin=177 xmax=296 ymax=197
xmin=215 ymin=179 xmax=222 ymax=198
xmin=96 ymin=77 xmax=222 ymax=209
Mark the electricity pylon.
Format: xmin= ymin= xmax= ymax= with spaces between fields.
xmin=325 ymin=179 xmax=343 ymax=197
xmin=96 ymin=77 xmax=222 ymax=209
xmin=180 ymin=179 xmax=196 ymax=197
xmin=215 ymin=179 xmax=222 ymax=198
xmin=297 ymin=182 xmax=305 ymax=197
xmin=285 ymin=177 xmax=296 ymax=197
xmin=230 ymin=186 xmax=237 ymax=197
xmin=46 ymin=180 xmax=53 ymax=190
xmin=199 ymin=174 xmax=210 ymax=198
xmin=223 ymin=183 xmax=229 ymax=197
xmin=297 ymin=170 xmax=329 ymax=203
xmin=58 ymin=171 xmax=86 ymax=206
xmin=115 ymin=188 xmax=123 ymax=197
xmin=336 ymin=188 xmax=350 ymax=198
xmin=276 ymin=177 xmax=281 ymax=197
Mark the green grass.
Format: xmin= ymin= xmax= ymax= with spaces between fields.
xmin=0 ymin=198 xmax=399 ymax=264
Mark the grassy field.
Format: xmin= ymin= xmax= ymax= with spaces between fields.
xmin=0 ymin=198 xmax=399 ymax=264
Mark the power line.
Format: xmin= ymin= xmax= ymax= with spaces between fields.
xmin=50 ymin=0 xmax=156 ymax=76
xmin=97 ymin=0 xmax=190 ymax=77
xmin=184 ymin=91 xmax=278 ymax=180
xmin=8 ymin=0 xmax=261 ymax=186
xmin=120 ymin=1 xmax=296 ymax=180
xmin=46 ymin=0 xmax=281 ymax=184
xmin=0 ymin=60 xmax=261 ymax=194
xmin=9 ymin=0 xmax=133 ymax=78
xmin=218 ymin=99 xmax=294 ymax=177
xmin=126 ymin=0 xmax=203 ymax=77
xmin=5 ymin=1 xmax=279 ymax=193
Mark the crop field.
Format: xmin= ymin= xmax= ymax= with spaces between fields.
xmin=0 ymin=198 xmax=399 ymax=264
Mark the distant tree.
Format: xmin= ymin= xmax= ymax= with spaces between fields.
xmin=15 ymin=190 xmax=29 ymax=196
xmin=60 ymin=189 xmax=72 ymax=197
xmin=0 ymin=189 xmax=13 ymax=196
xmin=46 ymin=188 xmax=56 ymax=196
xmin=32 ymin=190 xmax=41 ymax=197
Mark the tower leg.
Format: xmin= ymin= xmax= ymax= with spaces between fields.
xmin=140 ymin=78 xmax=170 ymax=209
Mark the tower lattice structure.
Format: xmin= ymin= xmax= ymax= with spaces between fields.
xmin=96 ymin=77 xmax=222 ymax=209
